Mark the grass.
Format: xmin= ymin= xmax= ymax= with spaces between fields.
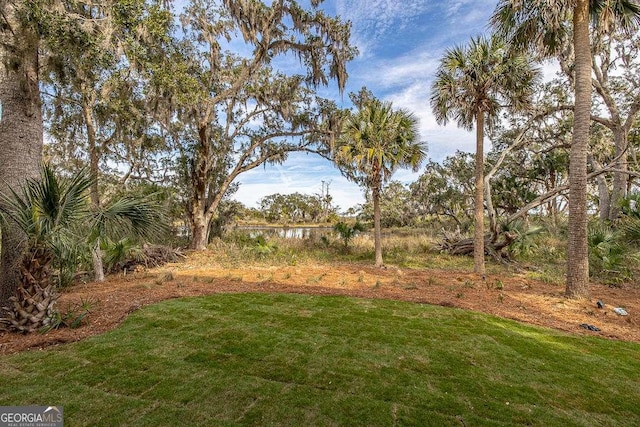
xmin=1 ymin=293 xmax=640 ymax=426
xmin=210 ymin=230 xmax=480 ymax=271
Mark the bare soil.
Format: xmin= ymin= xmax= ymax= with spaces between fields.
xmin=2 ymin=253 xmax=639 ymax=354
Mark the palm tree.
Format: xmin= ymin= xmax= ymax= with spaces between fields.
xmin=491 ymin=0 xmax=640 ymax=299
xmin=430 ymin=35 xmax=540 ymax=275
xmin=335 ymin=97 xmax=426 ymax=267
xmin=0 ymin=164 xmax=165 ymax=332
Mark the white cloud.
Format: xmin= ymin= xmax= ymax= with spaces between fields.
xmin=336 ymin=0 xmax=435 ymax=57
xmin=234 ymin=167 xmax=364 ymax=210
xmin=231 ymin=0 xmax=514 ymax=207
xmin=233 ymin=153 xmax=365 ymax=210
xmin=336 ymin=0 xmax=432 ymax=34
xmin=367 ymin=53 xmax=440 ymax=90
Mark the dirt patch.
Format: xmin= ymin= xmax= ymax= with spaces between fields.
xmin=2 ymin=256 xmax=639 ymax=354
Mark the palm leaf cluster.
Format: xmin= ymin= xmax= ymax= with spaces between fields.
xmin=430 ymin=35 xmax=539 ymax=131
xmin=491 ymin=0 xmax=640 ymax=55
xmin=1 ymin=165 xmax=91 ymax=250
xmin=0 ymin=164 xmax=166 ymax=332
xmin=335 ymin=99 xmax=425 ymax=188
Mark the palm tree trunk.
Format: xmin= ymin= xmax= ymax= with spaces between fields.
xmin=372 ymin=160 xmax=383 ymax=267
xmin=474 ymin=110 xmax=485 ymax=275
xmin=373 ymin=184 xmax=383 ymax=268
xmin=0 ymin=12 xmax=43 ymax=307
xmin=566 ymin=0 xmax=591 ymax=299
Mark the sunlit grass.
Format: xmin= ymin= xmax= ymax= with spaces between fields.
xmin=210 ymin=229 xmax=482 ymax=270
xmin=1 ymin=293 xmax=639 ymax=426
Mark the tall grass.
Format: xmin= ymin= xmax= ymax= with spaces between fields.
xmin=213 ymin=229 xmax=474 ymax=270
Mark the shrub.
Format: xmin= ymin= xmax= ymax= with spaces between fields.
xmin=334 ymin=221 xmax=366 ymax=249
xmin=587 ymin=222 xmax=632 ymax=285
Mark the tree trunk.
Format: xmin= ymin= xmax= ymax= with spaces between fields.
xmin=566 ymin=1 xmax=591 ymax=299
xmin=82 ymin=100 xmax=106 ymax=281
xmin=187 ymin=125 xmax=214 ymax=250
xmin=484 ymin=175 xmax=498 ymax=239
xmin=373 ymin=180 xmax=383 ymax=268
xmin=82 ymin=99 xmax=101 ymax=209
xmin=596 ymin=174 xmax=610 ymax=221
xmin=190 ymin=209 xmax=212 ymax=250
xmin=546 ymin=174 xmax=560 ymax=230
xmin=92 ymin=244 xmax=105 ymax=282
xmin=609 ymin=128 xmax=628 ymax=221
xmin=474 ymin=110 xmax=485 ymax=275
xmin=0 ymin=9 xmax=43 ymax=308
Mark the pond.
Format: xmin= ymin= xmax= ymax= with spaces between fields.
xmin=231 ymin=226 xmax=435 ymax=241
xmin=236 ymin=226 xmax=335 ymax=239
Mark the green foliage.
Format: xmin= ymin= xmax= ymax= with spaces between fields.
xmin=102 ymin=238 xmax=141 ymax=273
xmin=618 ymin=193 xmax=640 ymax=249
xmin=41 ymin=298 xmax=95 ymax=332
xmin=620 ymin=192 xmax=640 ymax=219
xmin=0 ymin=164 xmax=91 ymax=247
xmin=587 ymin=222 xmax=632 ymax=285
xmin=2 ymin=294 xmax=640 ymax=425
xmin=504 ymin=220 xmax=546 ymax=258
xmin=0 ymin=164 xmax=168 ymax=285
xmin=430 ymin=34 xmax=540 ymax=131
xmin=333 ymin=221 xmax=366 ymax=249
xmin=334 ymin=94 xmax=427 ymax=189
xmin=259 ymin=192 xmax=338 ymax=224
xmin=108 ymin=182 xmax=186 ymax=246
xmin=54 ymin=242 xmax=93 ymax=287
xmin=410 ymin=152 xmax=475 ymax=231
xmin=621 ymin=217 xmax=640 ymax=247
xmin=252 ymin=235 xmax=278 ymax=257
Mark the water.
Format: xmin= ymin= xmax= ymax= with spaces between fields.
xmin=236 ymin=226 xmax=335 ymax=239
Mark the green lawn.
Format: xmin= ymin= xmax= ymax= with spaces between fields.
xmin=1 ymin=293 xmax=639 ymax=426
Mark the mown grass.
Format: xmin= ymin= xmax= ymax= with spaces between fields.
xmin=2 ymin=293 xmax=639 ymax=426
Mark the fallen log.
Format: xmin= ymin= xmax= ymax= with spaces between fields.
xmin=109 ymin=244 xmax=186 ymax=274
xmin=438 ymin=232 xmax=517 ymax=260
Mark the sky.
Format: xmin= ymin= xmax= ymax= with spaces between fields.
xmin=232 ymin=0 xmax=503 ymax=211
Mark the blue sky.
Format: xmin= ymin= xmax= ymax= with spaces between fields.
xmin=233 ymin=0 xmax=500 ymax=211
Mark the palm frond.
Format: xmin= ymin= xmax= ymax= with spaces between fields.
xmin=431 ymin=34 xmax=540 ymax=134
xmin=334 ymin=96 xmax=426 ymax=187
xmin=0 ymin=164 xmax=93 ymax=243
xmin=621 ymin=217 xmax=640 ymax=246
xmin=89 ymin=194 xmax=167 ymax=242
